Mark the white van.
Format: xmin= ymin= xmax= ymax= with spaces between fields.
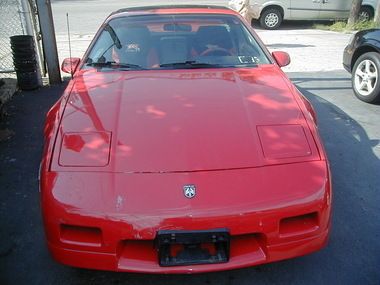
xmin=229 ymin=0 xmax=378 ymax=29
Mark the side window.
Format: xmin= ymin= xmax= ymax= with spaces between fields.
xmin=87 ymin=30 xmax=114 ymax=63
xmin=236 ymin=24 xmax=267 ymax=64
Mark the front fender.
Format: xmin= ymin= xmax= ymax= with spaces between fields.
xmin=41 ymin=80 xmax=75 ymax=175
xmin=351 ymin=42 xmax=380 ymax=70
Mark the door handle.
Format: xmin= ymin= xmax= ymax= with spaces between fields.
xmin=312 ymin=0 xmax=321 ymax=3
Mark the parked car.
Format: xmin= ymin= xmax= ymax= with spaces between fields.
xmin=343 ymin=29 xmax=380 ymax=103
xmin=229 ymin=0 xmax=377 ymax=29
xmin=40 ymin=5 xmax=332 ymax=273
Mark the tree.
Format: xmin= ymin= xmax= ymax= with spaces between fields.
xmin=374 ymin=0 xmax=380 ymax=26
xmin=347 ymin=0 xmax=363 ymax=26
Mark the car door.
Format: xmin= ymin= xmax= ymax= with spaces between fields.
xmin=290 ymin=0 xmax=322 ymax=19
xmin=318 ymin=0 xmax=350 ymax=19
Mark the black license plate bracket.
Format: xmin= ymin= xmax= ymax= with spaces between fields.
xmin=156 ymin=228 xmax=230 ymax=267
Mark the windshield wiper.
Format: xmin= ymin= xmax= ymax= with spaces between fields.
xmin=86 ymin=61 xmax=145 ymax=70
xmin=159 ymin=60 xmax=224 ymax=69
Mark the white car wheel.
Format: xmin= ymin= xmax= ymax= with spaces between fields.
xmin=352 ymin=52 xmax=380 ymax=103
xmin=260 ymin=8 xmax=282 ymax=30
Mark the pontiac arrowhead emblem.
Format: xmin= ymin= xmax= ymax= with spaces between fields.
xmin=183 ymin=184 xmax=196 ymax=199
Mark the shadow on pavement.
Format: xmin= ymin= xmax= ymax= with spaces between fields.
xmin=291 ymin=76 xmax=353 ymax=91
xmin=266 ymin=43 xmax=315 ymax=49
xmin=252 ymin=20 xmax=335 ymax=31
xmin=0 ymin=83 xmax=66 ymax=284
xmin=0 ymin=78 xmax=379 ymax=284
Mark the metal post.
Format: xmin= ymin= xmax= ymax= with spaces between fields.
xmin=36 ymin=0 xmax=61 ymax=84
xmin=20 ymin=0 xmax=33 ymax=35
xmin=28 ymin=0 xmax=47 ymax=76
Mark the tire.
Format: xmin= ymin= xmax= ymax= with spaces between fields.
xmin=259 ymin=8 xmax=282 ymax=30
xmin=352 ymin=52 xmax=380 ymax=103
xmin=358 ymin=6 xmax=374 ymax=22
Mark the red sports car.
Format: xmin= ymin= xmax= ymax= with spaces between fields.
xmin=40 ymin=5 xmax=332 ymax=273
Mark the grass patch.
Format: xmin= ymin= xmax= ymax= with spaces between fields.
xmin=314 ymin=20 xmax=379 ymax=32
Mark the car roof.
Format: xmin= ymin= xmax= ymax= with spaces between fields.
xmin=108 ymin=5 xmax=237 ymax=20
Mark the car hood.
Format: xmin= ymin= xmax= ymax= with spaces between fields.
xmin=52 ymin=66 xmax=319 ymax=172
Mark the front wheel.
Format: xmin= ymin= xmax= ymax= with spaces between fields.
xmin=352 ymin=52 xmax=380 ymax=103
xmin=259 ymin=8 xmax=282 ymax=30
xmin=359 ymin=6 xmax=374 ymax=22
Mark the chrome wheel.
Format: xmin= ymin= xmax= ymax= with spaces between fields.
xmin=359 ymin=11 xmax=370 ymax=22
xmin=265 ymin=13 xmax=279 ymax=28
xmin=354 ymin=59 xmax=378 ymax=96
xmin=358 ymin=6 xmax=374 ymax=22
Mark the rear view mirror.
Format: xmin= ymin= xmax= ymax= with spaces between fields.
xmin=61 ymin=57 xmax=81 ymax=74
xmin=272 ymin=51 xmax=290 ymax=67
xmin=163 ymin=23 xmax=192 ymax=32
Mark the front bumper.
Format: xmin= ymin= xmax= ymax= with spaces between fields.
xmin=343 ymin=44 xmax=354 ymax=73
xmin=47 ymin=229 xmax=329 ymax=274
xmin=41 ymin=161 xmax=332 ymax=273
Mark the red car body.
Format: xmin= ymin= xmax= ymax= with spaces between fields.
xmin=40 ymin=6 xmax=331 ymax=273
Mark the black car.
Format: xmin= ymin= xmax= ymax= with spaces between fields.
xmin=343 ymin=29 xmax=380 ymax=103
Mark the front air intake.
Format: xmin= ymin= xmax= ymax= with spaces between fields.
xmin=279 ymin=212 xmax=319 ymax=237
xmin=60 ymin=224 xmax=102 ymax=247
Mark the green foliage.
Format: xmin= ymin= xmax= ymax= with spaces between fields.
xmin=314 ymin=20 xmax=379 ymax=32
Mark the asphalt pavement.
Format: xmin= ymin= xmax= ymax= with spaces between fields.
xmin=0 ymin=70 xmax=379 ymax=284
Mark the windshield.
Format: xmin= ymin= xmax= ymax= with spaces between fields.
xmin=85 ymin=14 xmax=270 ymax=70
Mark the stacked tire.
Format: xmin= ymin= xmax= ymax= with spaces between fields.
xmin=10 ymin=35 xmax=40 ymax=90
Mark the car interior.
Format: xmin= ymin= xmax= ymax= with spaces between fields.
xmin=86 ymin=15 xmax=269 ymax=69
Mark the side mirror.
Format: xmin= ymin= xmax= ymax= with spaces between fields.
xmin=272 ymin=51 xmax=290 ymax=67
xmin=61 ymin=58 xmax=81 ymax=74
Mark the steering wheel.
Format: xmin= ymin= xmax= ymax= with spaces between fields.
xmin=200 ymin=47 xmax=233 ymax=56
